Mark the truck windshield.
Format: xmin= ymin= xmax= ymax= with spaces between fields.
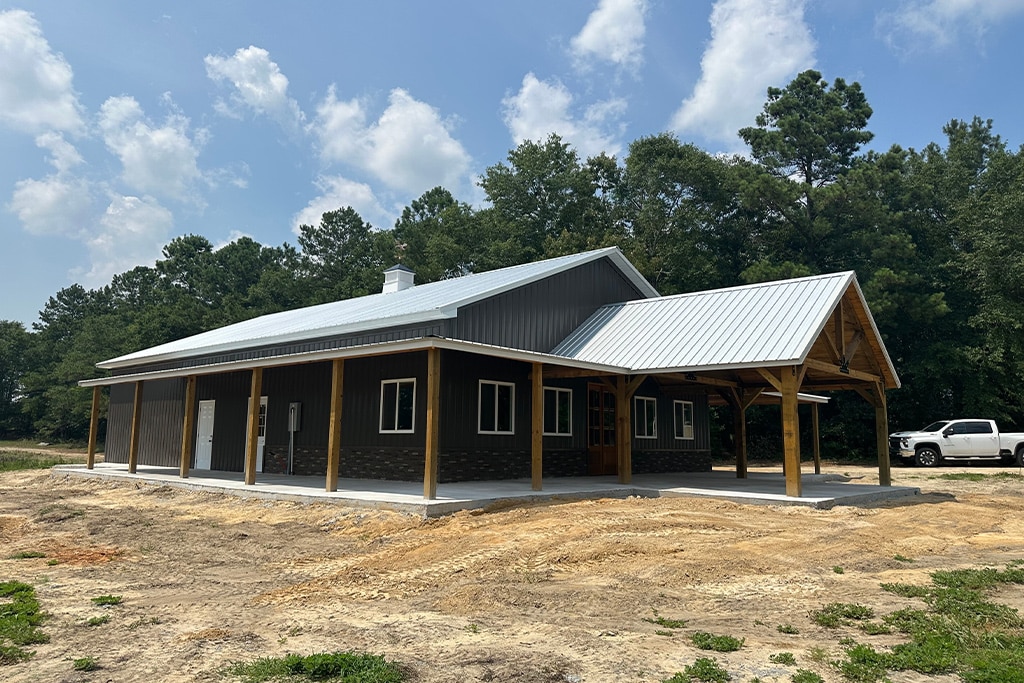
xmin=922 ymin=421 xmax=950 ymax=432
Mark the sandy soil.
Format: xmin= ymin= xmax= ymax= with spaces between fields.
xmin=2 ymin=463 xmax=1022 ymax=683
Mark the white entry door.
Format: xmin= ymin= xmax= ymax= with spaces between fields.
xmin=195 ymin=400 xmax=215 ymax=469
xmin=256 ymin=396 xmax=268 ymax=472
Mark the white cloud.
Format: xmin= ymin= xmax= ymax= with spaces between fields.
xmin=213 ymin=229 xmax=255 ymax=251
xmin=670 ymin=0 xmax=815 ymax=150
xmin=570 ymin=0 xmax=648 ymax=71
xmin=0 ymin=9 xmax=84 ymax=134
xmin=502 ymin=73 xmax=626 ymax=158
xmin=98 ymin=95 xmax=204 ymax=202
xmin=292 ymin=175 xmax=389 ymax=234
xmin=8 ymin=174 xmax=92 ymax=237
xmin=205 ymin=45 xmax=305 ymax=131
xmin=877 ymin=0 xmax=1024 ymax=51
xmin=80 ymin=195 xmax=174 ymax=285
xmin=313 ymin=87 xmax=471 ymax=195
xmin=35 ymin=131 xmax=83 ymax=173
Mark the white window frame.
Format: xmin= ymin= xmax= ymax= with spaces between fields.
xmin=674 ymin=400 xmax=694 ymax=440
xmin=542 ymin=386 xmax=572 ymax=437
xmin=379 ymin=378 xmax=416 ymax=434
xmin=478 ymin=380 xmax=515 ymax=435
xmin=634 ymin=396 xmax=657 ymax=439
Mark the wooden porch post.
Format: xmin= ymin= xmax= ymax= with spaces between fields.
xmin=734 ymin=404 xmax=747 ymax=478
xmin=531 ymin=362 xmax=543 ymax=491
xmin=326 ymin=359 xmax=344 ymax=492
xmin=86 ymin=386 xmax=101 ymax=470
xmin=179 ymin=376 xmax=196 ymax=478
xmin=811 ymin=402 xmax=822 ymax=475
xmin=874 ymin=385 xmax=891 ymax=486
xmin=423 ymin=347 xmax=441 ymax=500
xmin=780 ymin=366 xmax=802 ymax=497
xmin=244 ymin=368 xmax=263 ymax=485
xmin=128 ymin=381 xmax=143 ymax=474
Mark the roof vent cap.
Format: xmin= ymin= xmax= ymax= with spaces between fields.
xmin=382 ymin=264 xmax=415 ymax=293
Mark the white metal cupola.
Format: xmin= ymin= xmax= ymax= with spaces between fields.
xmin=382 ymin=264 xmax=415 ymax=293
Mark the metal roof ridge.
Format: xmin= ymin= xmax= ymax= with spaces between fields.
xmin=604 ymin=270 xmax=855 ymax=308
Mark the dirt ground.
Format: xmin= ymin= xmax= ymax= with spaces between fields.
xmin=2 ymin=462 xmax=1023 ymax=683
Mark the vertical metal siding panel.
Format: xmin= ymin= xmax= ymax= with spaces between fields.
xmin=439 ymin=350 xmax=529 ymax=451
xmin=105 ymin=383 xmax=135 ymax=463
xmin=262 ymin=362 xmax=332 ymax=451
xmin=138 ymin=378 xmax=185 ymax=467
xmin=197 ymin=371 xmax=250 ymax=472
xmin=341 ymin=352 xmax=426 ymax=448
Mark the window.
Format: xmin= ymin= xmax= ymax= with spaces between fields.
xmin=380 ymin=379 xmax=416 ymax=433
xmin=634 ymin=396 xmax=657 ymax=438
xmin=674 ymin=400 xmax=694 ymax=440
xmin=543 ymin=387 xmax=572 ymax=436
xmin=966 ymin=421 xmax=993 ymax=434
xmin=479 ymin=380 xmax=515 ymax=434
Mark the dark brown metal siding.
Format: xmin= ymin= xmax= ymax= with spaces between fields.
xmin=454 ymin=257 xmax=649 ymax=352
xmin=196 ymin=371 xmax=251 ymax=471
xmin=261 ymin=362 xmax=331 ymax=451
xmin=438 ymin=350 xmax=531 ymax=451
xmin=103 ymin=380 xmax=183 ymax=466
xmin=342 ymin=352 xmax=427 ymax=448
xmin=631 ymin=379 xmax=710 ymax=451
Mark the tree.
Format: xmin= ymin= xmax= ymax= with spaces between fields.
xmin=392 ymin=187 xmax=479 ymax=282
xmin=297 ymin=207 xmax=393 ymax=303
xmin=0 ymin=321 xmax=31 ymax=437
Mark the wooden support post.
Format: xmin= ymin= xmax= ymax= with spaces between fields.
xmin=179 ymin=376 xmax=196 ymax=478
xmin=244 ymin=368 xmax=263 ymax=485
xmin=616 ymin=376 xmax=632 ymax=484
xmin=734 ymin=403 xmax=748 ymax=479
xmin=86 ymin=386 xmax=101 ymax=470
xmin=780 ymin=366 xmax=802 ymax=497
xmin=874 ymin=385 xmax=891 ymax=487
xmin=326 ymin=359 xmax=344 ymax=492
xmin=423 ymin=347 xmax=441 ymax=500
xmin=811 ymin=402 xmax=821 ymax=475
xmin=531 ymin=362 xmax=543 ymax=491
xmin=128 ymin=381 xmax=143 ymax=474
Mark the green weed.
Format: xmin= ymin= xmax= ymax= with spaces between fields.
xmin=791 ymin=671 xmax=824 ymax=683
xmin=644 ymin=610 xmax=687 ymax=629
xmin=225 ymin=651 xmax=403 ymax=682
xmin=810 ymin=603 xmax=874 ymax=628
xmin=832 ymin=566 xmax=845 ymax=574
xmin=73 ymin=656 xmax=99 ymax=671
xmin=7 ymin=551 xmax=45 ymax=559
xmin=0 ymin=581 xmax=48 ymax=665
xmin=85 ymin=615 xmax=109 ymax=627
xmin=769 ymin=652 xmax=796 ymax=665
xmin=90 ymin=595 xmax=122 ymax=606
xmin=777 ymin=623 xmax=799 ymax=634
xmin=690 ymin=631 xmax=744 ymax=652
xmin=663 ymin=657 xmax=731 ymax=682
xmin=893 ymin=554 xmax=914 ymax=563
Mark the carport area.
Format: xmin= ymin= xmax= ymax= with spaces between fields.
xmin=55 ymin=462 xmax=920 ymax=517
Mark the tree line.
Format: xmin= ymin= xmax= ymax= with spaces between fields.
xmin=1 ymin=70 xmax=1021 ymax=457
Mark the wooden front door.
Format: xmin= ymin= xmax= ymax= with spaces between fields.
xmin=587 ymin=383 xmax=617 ymax=475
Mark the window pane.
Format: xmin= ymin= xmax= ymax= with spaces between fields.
xmin=544 ymin=388 xmax=557 ymax=433
xmin=645 ymin=401 xmax=656 ymax=437
xmin=497 ymin=384 xmax=513 ymax=432
xmin=381 ymin=382 xmax=397 ymax=431
xmin=396 ymin=382 xmax=414 ymax=431
xmin=557 ymin=390 xmax=571 ymax=434
xmin=674 ymin=402 xmax=684 ymax=439
xmin=480 ymin=383 xmax=496 ymax=432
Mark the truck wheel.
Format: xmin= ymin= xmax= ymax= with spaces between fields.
xmin=1017 ymin=447 xmax=1024 ymax=467
xmin=915 ymin=447 xmax=941 ymax=467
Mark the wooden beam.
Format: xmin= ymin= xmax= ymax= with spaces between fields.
xmin=179 ymin=376 xmax=196 ymax=478
xmin=243 ymin=368 xmax=263 ymax=485
xmin=735 ymin=402 xmax=748 ymax=479
xmin=423 ymin=347 xmax=441 ymax=500
xmin=835 ymin=300 xmax=846 ymax=360
xmin=873 ymin=383 xmax=891 ymax=487
xmin=540 ymin=367 xmax=610 ymax=379
xmin=756 ymin=368 xmax=782 ymax=392
xmin=616 ymin=375 xmax=632 ymax=484
xmin=626 ymin=374 xmax=648 ymax=396
xmin=780 ymin=366 xmax=802 ymax=497
xmin=811 ymin=402 xmax=821 ymax=475
xmin=662 ymin=372 xmax=739 ymax=389
xmin=128 ymin=381 xmax=143 ymax=474
xmin=326 ymin=359 xmax=344 ymax=492
xmin=740 ymin=388 xmax=764 ymax=411
xmin=846 ymin=329 xmax=865 ymax=363
xmin=531 ymin=362 xmax=543 ymax=491
xmin=804 ymin=357 xmax=882 ymax=384
xmin=600 ymin=376 xmax=616 ymax=393
xmin=86 ymin=386 xmax=101 ymax=470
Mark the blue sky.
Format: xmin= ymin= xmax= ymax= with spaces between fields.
xmin=3 ymin=0 xmax=1024 ymax=325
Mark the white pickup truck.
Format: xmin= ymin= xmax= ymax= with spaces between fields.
xmin=890 ymin=419 xmax=1024 ymax=467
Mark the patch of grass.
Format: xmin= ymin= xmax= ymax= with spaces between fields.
xmin=769 ymin=652 xmax=796 ymax=665
xmin=0 ymin=451 xmax=77 ymax=472
xmin=663 ymin=657 xmax=731 ymax=682
xmin=7 ymin=551 xmax=45 ymax=559
xmin=832 ymin=566 xmax=845 ymax=574
xmin=791 ymin=671 xmax=824 ymax=683
xmin=225 ymin=651 xmax=403 ymax=683
xmin=126 ymin=616 xmax=160 ymax=630
xmin=73 ymin=656 xmax=99 ymax=671
xmin=644 ymin=610 xmax=687 ymax=629
xmin=35 ymin=504 xmax=83 ymax=522
xmin=85 ymin=615 xmax=109 ymax=627
xmin=464 ymin=623 xmax=479 ymax=633
xmin=893 ymin=554 xmax=914 ymax=563
xmin=828 ymin=561 xmax=1024 ymax=681
xmin=0 ymin=580 xmax=48 ymax=665
xmin=859 ymin=621 xmax=892 ymax=635
xmin=777 ymin=623 xmax=799 ymax=634
xmin=810 ymin=603 xmax=874 ymax=628
xmin=937 ymin=472 xmax=987 ymax=481
xmin=90 ymin=594 xmax=122 ymax=606
xmin=655 ymin=629 xmax=674 ymax=636
xmin=805 ymin=647 xmax=830 ymax=665
xmin=690 ymin=631 xmax=744 ymax=652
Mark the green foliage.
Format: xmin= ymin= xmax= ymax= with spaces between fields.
xmin=644 ymin=610 xmax=687 ymax=629
xmin=791 ymin=671 xmax=823 ymax=683
xmin=832 ymin=566 xmax=845 ymax=574
xmin=811 ymin=603 xmax=874 ymax=628
xmin=85 ymin=615 xmax=109 ymax=627
xmin=90 ymin=595 xmax=122 ymax=606
xmin=0 ymin=581 xmax=48 ymax=665
xmin=769 ymin=652 xmax=796 ymax=665
xmin=8 ymin=551 xmax=45 ymax=559
xmin=0 ymin=451 xmax=75 ymax=472
xmin=225 ymin=651 xmax=403 ymax=682
xmin=690 ymin=631 xmax=744 ymax=652
xmin=73 ymin=656 xmax=99 ymax=671
xmin=777 ymin=623 xmax=799 ymax=634
xmin=892 ymin=554 xmax=914 ymax=563
xmin=663 ymin=657 xmax=731 ymax=682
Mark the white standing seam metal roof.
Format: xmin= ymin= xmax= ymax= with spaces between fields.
xmin=551 ymin=271 xmax=899 ymax=384
xmin=97 ymin=247 xmax=658 ymax=370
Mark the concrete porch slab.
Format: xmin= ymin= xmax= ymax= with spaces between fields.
xmin=53 ymin=463 xmax=920 ymax=516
